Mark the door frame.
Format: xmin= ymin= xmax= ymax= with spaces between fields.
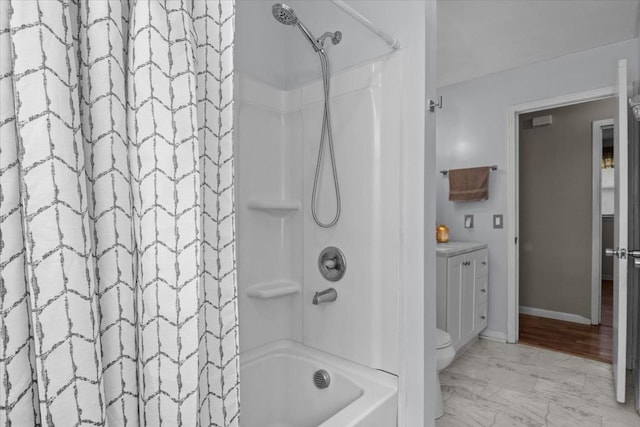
xmin=630 ymin=81 xmax=640 ymax=413
xmin=592 ymin=118 xmax=614 ymax=325
xmin=506 ymin=86 xmax=615 ymax=343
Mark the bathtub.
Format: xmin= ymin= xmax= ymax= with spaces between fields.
xmin=240 ymin=340 xmax=398 ymax=427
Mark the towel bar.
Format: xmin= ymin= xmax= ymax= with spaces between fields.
xmin=440 ymin=165 xmax=498 ymax=176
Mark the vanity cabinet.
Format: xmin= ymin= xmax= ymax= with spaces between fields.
xmin=436 ymin=242 xmax=488 ymax=352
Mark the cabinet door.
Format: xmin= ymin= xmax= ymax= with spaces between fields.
xmin=460 ymin=261 xmax=476 ymax=346
xmin=436 ymin=258 xmax=448 ymax=330
xmin=446 ymin=254 xmax=465 ymax=345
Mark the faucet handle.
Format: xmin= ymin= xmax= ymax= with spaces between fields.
xmin=318 ymin=247 xmax=346 ymax=281
xmin=323 ymin=258 xmax=337 ymax=269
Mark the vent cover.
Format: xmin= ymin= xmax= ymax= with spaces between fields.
xmin=532 ymin=115 xmax=553 ymax=127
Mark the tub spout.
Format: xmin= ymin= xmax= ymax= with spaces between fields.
xmin=312 ymin=288 xmax=337 ymax=305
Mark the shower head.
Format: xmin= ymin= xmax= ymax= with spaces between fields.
xmin=272 ymin=3 xmax=322 ymax=53
xmin=272 ymin=3 xmax=298 ymax=26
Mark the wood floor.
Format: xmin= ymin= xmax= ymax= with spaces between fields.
xmin=519 ymin=280 xmax=613 ymax=363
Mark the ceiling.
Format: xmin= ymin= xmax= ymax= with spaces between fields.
xmin=438 ymin=0 xmax=640 ymax=87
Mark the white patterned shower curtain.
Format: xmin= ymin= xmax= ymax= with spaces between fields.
xmin=0 ymin=1 xmax=239 ymax=426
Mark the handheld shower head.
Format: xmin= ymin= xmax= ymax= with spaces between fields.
xmin=272 ymin=3 xmax=298 ymax=26
xmin=272 ymin=3 xmax=322 ymax=52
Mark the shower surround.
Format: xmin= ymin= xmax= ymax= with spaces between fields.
xmin=236 ymin=54 xmax=402 ymax=373
xmin=236 ymin=53 xmax=403 ymax=372
xmin=235 ymin=47 xmax=403 ymax=427
xmin=0 ymin=1 xmax=238 ymax=425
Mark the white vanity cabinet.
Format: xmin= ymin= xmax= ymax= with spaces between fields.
xmin=436 ymin=242 xmax=488 ymax=352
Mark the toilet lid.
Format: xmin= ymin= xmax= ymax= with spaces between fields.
xmin=436 ymin=328 xmax=452 ymax=349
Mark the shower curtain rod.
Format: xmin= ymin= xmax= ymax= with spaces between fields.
xmin=330 ymin=0 xmax=402 ymax=50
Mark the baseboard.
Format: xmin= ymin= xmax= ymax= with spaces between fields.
xmin=479 ymin=329 xmax=507 ymax=343
xmin=519 ymin=306 xmax=591 ymax=325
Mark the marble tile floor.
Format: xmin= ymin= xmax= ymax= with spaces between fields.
xmin=437 ymin=339 xmax=638 ymax=426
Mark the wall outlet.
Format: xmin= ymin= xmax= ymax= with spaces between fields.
xmin=464 ymin=215 xmax=474 ymax=229
xmin=493 ymin=214 xmax=503 ymax=229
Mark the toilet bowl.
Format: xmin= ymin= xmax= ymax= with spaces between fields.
xmin=435 ymin=328 xmax=455 ymax=419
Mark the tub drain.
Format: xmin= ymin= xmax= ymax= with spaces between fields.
xmin=313 ymin=369 xmax=330 ymax=389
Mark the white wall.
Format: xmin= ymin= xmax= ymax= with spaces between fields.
xmin=436 ymin=38 xmax=639 ymax=338
xmin=235 ymin=77 xmax=303 ymax=352
xmin=235 ymin=0 xmax=288 ymax=89
xmin=300 ymin=57 xmax=401 ymax=374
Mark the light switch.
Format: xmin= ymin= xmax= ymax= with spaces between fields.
xmin=464 ymin=215 xmax=474 ymax=229
xmin=493 ymin=214 xmax=503 ymax=229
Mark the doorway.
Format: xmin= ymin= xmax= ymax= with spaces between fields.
xmin=508 ymin=89 xmax=614 ymax=361
xmin=595 ymin=119 xmax=615 ymax=335
xmin=516 ymin=99 xmax=614 ymax=362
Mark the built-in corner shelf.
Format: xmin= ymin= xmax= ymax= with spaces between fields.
xmin=246 ymin=281 xmax=301 ymax=299
xmin=247 ymin=199 xmax=301 ymax=217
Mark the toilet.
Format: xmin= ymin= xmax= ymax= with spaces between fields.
xmin=435 ymin=328 xmax=455 ymax=419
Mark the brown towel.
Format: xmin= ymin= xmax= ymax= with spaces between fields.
xmin=448 ymin=166 xmax=491 ymax=201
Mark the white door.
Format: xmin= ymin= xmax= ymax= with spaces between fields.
xmin=609 ymin=58 xmax=630 ymax=403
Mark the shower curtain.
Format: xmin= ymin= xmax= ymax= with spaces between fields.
xmin=0 ymin=1 xmax=239 ymax=426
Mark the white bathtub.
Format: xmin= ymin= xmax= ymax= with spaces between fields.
xmin=240 ymin=340 xmax=398 ymax=427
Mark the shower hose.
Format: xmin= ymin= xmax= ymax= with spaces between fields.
xmin=311 ymin=50 xmax=341 ymax=228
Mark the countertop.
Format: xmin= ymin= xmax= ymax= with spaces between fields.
xmin=436 ymin=241 xmax=487 ymax=257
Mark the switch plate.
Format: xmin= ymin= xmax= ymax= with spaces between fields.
xmin=493 ymin=214 xmax=503 ymax=229
xmin=464 ymin=214 xmax=474 ymax=229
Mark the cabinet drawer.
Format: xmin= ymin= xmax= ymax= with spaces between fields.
xmin=476 ymin=301 xmax=488 ymax=332
xmin=475 ymin=275 xmax=488 ymax=305
xmin=476 ymin=249 xmax=488 ymax=277
xmin=467 ymin=248 xmax=488 ymax=277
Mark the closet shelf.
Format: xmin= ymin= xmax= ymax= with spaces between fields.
xmin=246 ymin=281 xmax=301 ymax=299
xmin=247 ymin=199 xmax=301 ymax=217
